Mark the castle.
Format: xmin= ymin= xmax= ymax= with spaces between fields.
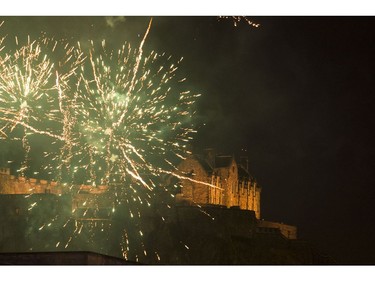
xmin=175 ymin=149 xmax=261 ymax=219
xmin=174 ymin=149 xmax=297 ymax=239
xmin=0 ymin=151 xmax=341 ymax=264
xmin=0 ymin=149 xmax=297 ymax=252
xmin=0 ymin=150 xmax=297 ymax=246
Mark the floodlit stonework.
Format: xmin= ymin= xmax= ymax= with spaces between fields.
xmin=175 ymin=149 xmax=261 ymax=219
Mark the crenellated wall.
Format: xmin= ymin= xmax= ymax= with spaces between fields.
xmin=0 ymin=172 xmax=62 ymax=195
xmin=0 ymin=169 xmax=109 ymax=196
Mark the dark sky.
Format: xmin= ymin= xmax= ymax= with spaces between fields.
xmin=1 ymin=16 xmax=375 ymax=264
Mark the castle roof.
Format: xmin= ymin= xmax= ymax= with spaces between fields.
xmin=194 ymin=154 xmax=213 ymax=174
xmin=214 ymin=155 xmax=233 ymax=168
xmin=188 ymin=153 xmax=258 ymax=183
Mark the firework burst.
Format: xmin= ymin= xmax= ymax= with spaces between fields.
xmin=63 ymin=29 xmax=199 ymax=260
xmin=0 ymin=33 xmax=84 ymax=177
xmin=0 ymin=19 xmax=200 ymax=262
xmin=69 ymin=39 xmax=197 ymax=187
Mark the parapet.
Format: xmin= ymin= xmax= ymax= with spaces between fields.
xmin=257 ymin=220 xmax=298 ymax=239
xmin=0 ymin=167 xmax=108 ymax=196
xmin=0 ymin=168 xmax=10 ymax=175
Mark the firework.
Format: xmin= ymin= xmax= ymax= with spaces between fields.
xmin=62 ymin=20 xmax=198 ymax=192
xmin=219 ymin=16 xmax=260 ymax=28
xmin=63 ymin=22 xmax=199 ymax=259
xmin=0 ymin=19 xmax=200 ymax=262
xmin=0 ymin=34 xmax=84 ymax=177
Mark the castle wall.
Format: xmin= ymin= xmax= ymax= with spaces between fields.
xmin=238 ymin=180 xmax=258 ymax=218
xmin=176 ymin=156 xmax=262 ymax=218
xmin=177 ymin=156 xmax=223 ymax=205
xmin=216 ymin=159 xmax=238 ymax=208
xmin=254 ymin=186 xmax=261 ymax=219
xmin=208 ymin=175 xmax=222 ymax=205
xmin=257 ymin=220 xmax=297 ymax=239
xmin=0 ymin=174 xmax=64 ymax=196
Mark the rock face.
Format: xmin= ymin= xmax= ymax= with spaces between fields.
xmin=0 ymin=194 xmax=334 ymax=264
xmin=121 ymin=205 xmax=335 ymax=265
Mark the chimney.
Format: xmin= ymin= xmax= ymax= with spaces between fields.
xmin=240 ymin=156 xmax=249 ymax=172
xmin=204 ymin=148 xmax=216 ymax=168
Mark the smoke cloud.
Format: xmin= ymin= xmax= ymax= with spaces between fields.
xmin=105 ymin=16 xmax=126 ymax=28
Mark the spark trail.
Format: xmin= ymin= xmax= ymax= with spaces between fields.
xmin=0 ymin=19 xmax=206 ymax=262
xmin=219 ymin=16 xmax=260 ymax=28
xmin=68 ymin=37 xmax=198 ymax=190
xmin=0 ymin=34 xmax=84 ymax=176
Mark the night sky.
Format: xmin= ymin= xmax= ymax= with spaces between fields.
xmin=1 ymin=16 xmax=375 ymax=264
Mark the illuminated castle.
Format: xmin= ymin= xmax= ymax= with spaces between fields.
xmin=0 ymin=161 xmax=333 ymax=263
xmin=174 ymin=149 xmax=297 ymax=240
xmin=175 ymin=149 xmax=261 ymax=219
xmin=0 ymin=155 xmax=318 ymax=264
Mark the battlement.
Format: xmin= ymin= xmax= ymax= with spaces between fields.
xmin=0 ymin=167 xmax=10 ymax=175
xmin=0 ymin=168 xmax=108 ymax=195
